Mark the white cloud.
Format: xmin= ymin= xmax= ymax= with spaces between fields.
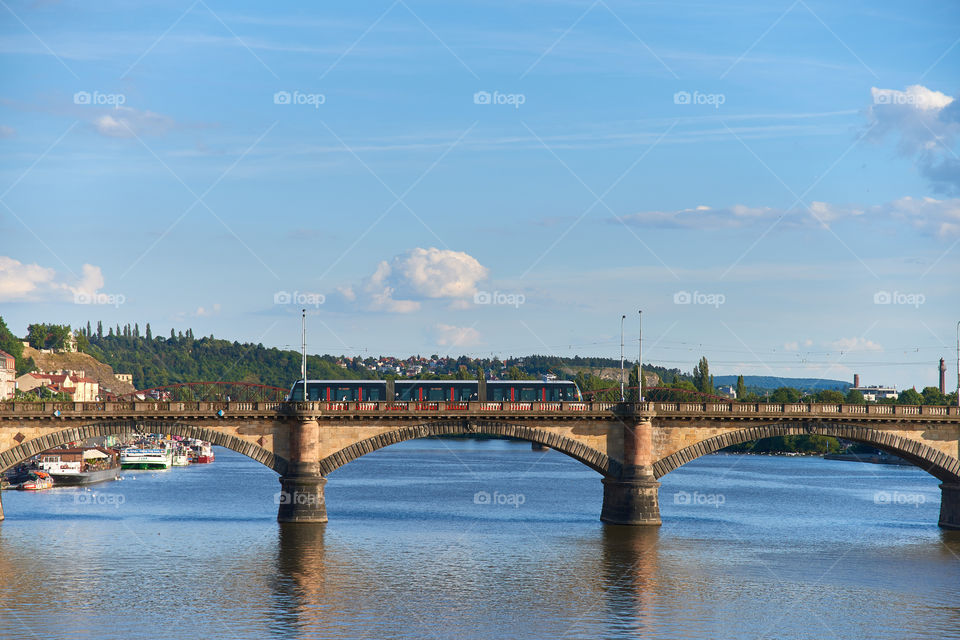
xmin=0 ymin=125 xmax=14 ymax=138
xmin=875 ymin=196 xmax=960 ymax=238
xmin=68 ymin=263 xmax=105 ymax=300
xmin=616 ymin=195 xmax=960 ymax=237
xmin=195 ymin=303 xmax=221 ymax=317
xmin=0 ymin=256 xmax=105 ymax=302
xmin=865 ymin=85 xmax=960 ymax=194
xmin=830 ymin=337 xmax=883 ymax=353
xmin=355 ymin=247 xmax=489 ymax=313
xmin=92 ymin=107 xmax=176 ymax=138
xmin=0 ymin=256 xmax=57 ymax=301
xmin=434 ymin=323 xmax=480 ymax=347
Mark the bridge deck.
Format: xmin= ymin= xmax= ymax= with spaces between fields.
xmin=1 ymin=401 xmax=958 ymax=424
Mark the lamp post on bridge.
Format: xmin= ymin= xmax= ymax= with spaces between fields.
xmin=956 ymin=320 xmax=959 ymax=408
xmin=638 ymin=309 xmax=643 ymax=403
xmin=620 ymin=315 xmax=626 ymax=402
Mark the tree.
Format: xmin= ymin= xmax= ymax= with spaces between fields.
xmin=145 ymin=323 xmax=152 ymax=341
xmin=735 ymin=375 xmax=746 ymax=400
xmin=692 ymin=356 xmax=714 ymax=394
xmin=814 ymin=389 xmax=845 ymax=403
xmin=97 ymin=320 xmax=103 ymax=339
xmin=25 ymin=323 xmax=72 ymax=350
xmin=0 ymin=316 xmax=24 ymax=363
xmin=770 ymin=386 xmax=802 ymax=403
xmin=17 ymin=356 xmax=36 ymax=376
xmin=507 ymin=366 xmax=526 ymax=380
xmin=898 ymin=388 xmax=923 ymax=405
xmin=628 ymin=366 xmax=639 ymax=402
xmin=845 ymin=389 xmax=865 ymax=404
xmin=921 ymin=386 xmax=946 ymax=405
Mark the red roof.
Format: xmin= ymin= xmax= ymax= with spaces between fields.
xmin=30 ymin=373 xmax=70 ymax=384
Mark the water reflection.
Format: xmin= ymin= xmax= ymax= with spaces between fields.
xmin=600 ymin=525 xmax=660 ymax=638
xmin=271 ymin=523 xmax=328 ymax=636
xmin=0 ymin=445 xmax=958 ymax=640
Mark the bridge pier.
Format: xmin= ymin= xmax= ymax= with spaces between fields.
xmin=601 ymin=416 xmax=661 ymax=526
xmin=939 ymin=483 xmax=960 ymax=530
xmin=277 ymin=474 xmax=328 ymax=523
xmin=277 ymin=418 xmax=327 ymax=523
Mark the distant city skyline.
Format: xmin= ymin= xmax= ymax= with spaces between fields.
xmin=1 ymin=1 xmax=958 ymax=391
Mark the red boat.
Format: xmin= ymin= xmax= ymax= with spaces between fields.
xmin=17 ymin=470 xmax=54 ymax=491
xmin=188 ymin=440 xmax=215 ymax=464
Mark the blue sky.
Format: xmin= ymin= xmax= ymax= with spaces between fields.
xmin=1 ymin=0 xmax=958 ymax=391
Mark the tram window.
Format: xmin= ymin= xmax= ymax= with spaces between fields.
xmin=519 ymin=387 xmax=536 ymax=402
xmin=307 ymin=385 xmax=321 ymax=401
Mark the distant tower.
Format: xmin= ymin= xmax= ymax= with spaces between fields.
xmin=940 ymin=358 xmax=947 ymax=394
xmin=853 ymin=374 xmax=860 ymax=389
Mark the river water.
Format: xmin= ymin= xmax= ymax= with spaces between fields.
xmin=1 ymin=439 xmax=958 ymax=639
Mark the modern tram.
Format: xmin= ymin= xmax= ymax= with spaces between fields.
xmin=286 ymin=378 xmax=583 ymax=403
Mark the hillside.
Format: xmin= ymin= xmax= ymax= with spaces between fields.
xmin=712 ymin=375 xmax=849 ymax=392
xmin=22 ymin=346 xmax=136 ymax=395
xmin=561 ymin=366 xmax=662 ymax=388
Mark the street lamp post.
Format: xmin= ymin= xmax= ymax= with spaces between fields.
xmin=956 ymin=320 xmax=959 ymax=408
xmin=301 ymin=309 xmax=307 ymax=390
xmin=620 ymin=315 xmax=626 ymax=402
xmin=638 ymin=310 xmax=643 ymax=403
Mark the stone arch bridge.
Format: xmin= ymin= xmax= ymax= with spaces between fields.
xmin=1 ymin=400 xmax=958 ymax=528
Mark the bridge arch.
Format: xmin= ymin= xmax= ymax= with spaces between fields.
xmin=317 ymin=419 xmax=619 ymax=477
xmin=653 ymin=421 xmax=960 ymax=483
xmin=0 ymin=420 xmax=289 ymax=475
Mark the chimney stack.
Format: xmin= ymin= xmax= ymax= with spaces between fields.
xmin=940 ymin=358 xmax=946 ymax=394
xmin=853 ymin=374 xmax=860 ymax=389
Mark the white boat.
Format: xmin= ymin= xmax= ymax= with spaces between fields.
xmin=38 ymin=447 xmax=121 ymax=485
xmin=120 ymin=443 xmax=173 ymax=470
xmin=171 ymin=448 xmax=190 ymax=467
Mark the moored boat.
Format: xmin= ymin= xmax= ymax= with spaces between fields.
xmin=171 ymin=446 xmax=190 ymax=467
xmin=17 ymin=470 xmax=54 ymax=491
xmin=188 ymin=439 xmax=215 ymax=464
xmin=120 ymin=442 xmax=173 ymax=470
xmin=38 ymin=447 xmax=121 ymax=486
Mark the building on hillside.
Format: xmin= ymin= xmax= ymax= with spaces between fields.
xmin=850 ymin=373 xmax=898 ymax=402
xmin=62 ymin=332 xmax=78 ymax=353
xmin=15 ymin=370 xmax=100 ymax=401
xmin=0 ymin=349 xmax=15 ymax=400
xmin=717 ymin=385 xmax=736 ymax=399
xmin=115 ymin=373 xmax=133 ymax=385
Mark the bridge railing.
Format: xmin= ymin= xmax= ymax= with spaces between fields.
xmin=1 ymin=400 xmax=958 ymax=418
